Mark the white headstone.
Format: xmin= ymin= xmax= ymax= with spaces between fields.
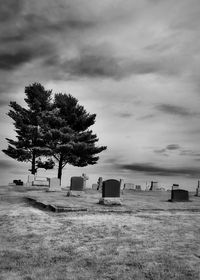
xmin=48 ymin=177 xmax=61 ymax=191
xmin=124 ymin=183 xmax=135 ymax=190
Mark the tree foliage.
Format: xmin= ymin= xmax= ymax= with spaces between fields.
xmin=41 ymin=93 xmax=107 ymax=179
xmin=2 ymin=83 xmax=53 ymax=174
xmin=3 ymin=83 xmax=107 ymax=181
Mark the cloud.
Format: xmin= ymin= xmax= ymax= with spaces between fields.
xmin=117 ymin=162 xmax=200 ymax=177
xmin=166 ymin=144 xmax=180 ymax=150
xmin=0 ymin=159 xmax=17 ymax=169
xmin=156 ymin=104 xmax=199 ymax=117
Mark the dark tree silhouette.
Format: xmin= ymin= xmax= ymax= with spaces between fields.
xmin=2 ymin=83 xmax=54 ymax=174
xmin=42 ymin=93 xmax=107 ymax=181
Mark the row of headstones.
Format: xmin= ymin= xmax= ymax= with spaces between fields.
xmin=92 ymin=177 xmax=141 ymax=191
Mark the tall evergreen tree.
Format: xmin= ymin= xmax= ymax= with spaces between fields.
xmin=2 ymin=83 xmax=54 ymax=174
xmin=42 ymin=93 xmax=107 ymax=180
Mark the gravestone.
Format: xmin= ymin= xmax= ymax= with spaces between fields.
xmin=26 ymin=174 xmax=35 ymax=187
xmin=97 ymin=177 xmax=103 ymax=191
xmin=172 ymin=184 xmax=179 ymax=190
xmin=124 ymin=183 xmax=135 ymax=190
xmin=149 ymin=181 xmax=158 ymax=191
xmin=135 ymin=185 xmax=141 ymax=191
xmin=99 ymin=179 xmax=122 ymax=205
xmin=120 ymin=179 xmax=125 ymax=194
xmin=92 ymin=183 xmax=98 ymax=190
xmin=32 ymin=176 xmax=49 ymax=186
xmin=82 ymin=173 xmax=89 ymax=188
xmin=195 ymin=180 xmax=200 ymax=197
xmin=47 ymin=177 xmax=61 ymax=192
xmin=67 ymin=176 xmax=84 ymax=196
xmin=170 ymin=189 xmax=189 ymax=202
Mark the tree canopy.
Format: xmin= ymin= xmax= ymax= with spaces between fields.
xmin=3 ymin=83 xmax=107 ymax=181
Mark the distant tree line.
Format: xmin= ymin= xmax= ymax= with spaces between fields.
xmin=2 ymin=83 xmax=107 ymax=181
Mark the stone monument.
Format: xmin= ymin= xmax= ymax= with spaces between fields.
xmin=169 ymin=189 xmax=189 ymax=202
xmin=67 ymin=176 xmax=84 ymax=196
xmin=47 ymin=177 xmax=61 ymax=192
xmin=99 ymin=179 xmax=122 ymax=205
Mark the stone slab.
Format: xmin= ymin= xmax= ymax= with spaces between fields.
xmin=67 ymin=190 xmax=85 ymax=197
xmin=99 ymin=197 xmax=122 ymax=206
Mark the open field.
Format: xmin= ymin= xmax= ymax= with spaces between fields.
xmin=0 ymin=185 xmax=200 ymax=280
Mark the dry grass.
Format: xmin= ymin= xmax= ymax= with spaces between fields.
xmin=0 ymin=185 xmax=200 ymax=280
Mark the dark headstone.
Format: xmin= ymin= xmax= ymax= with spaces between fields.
xmin=70 ymin=177 xmax=84 ymax=191
xmin=170 ymin=189 xmax=189 ymax=202
xmin=102 ymin=179 xmax=120 ymax=198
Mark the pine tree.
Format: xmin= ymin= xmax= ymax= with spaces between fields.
xmin=42 ymin=93 xmax=107 ymax=181
xmin=2 ymin=83 xmax=54 ymax=174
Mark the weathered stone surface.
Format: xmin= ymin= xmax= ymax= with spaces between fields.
xmin=99 ymin=197 xmax=122 ymax=205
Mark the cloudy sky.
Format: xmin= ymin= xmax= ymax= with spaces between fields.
xmin=1 ymin=0 xmax=200 ymax=190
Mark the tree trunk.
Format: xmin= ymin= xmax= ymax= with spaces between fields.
xmin=57 ymin=156 xmax=63 ymax=183
xmin=31 ymin=151 xmax=36 ymax=175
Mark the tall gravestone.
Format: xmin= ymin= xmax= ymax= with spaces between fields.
xmin=82 ymin=173 xmax=89 ymax=188
xmin=149 ymin=181 xmax=158 ymax=191
xmin=47 ymin=177 xmax=61 ymax=192
xmin=67 ymin=176 xmax=84 ymax=196
xmin=170 ymin=189 xmax=189 ymax=202
xmin=99 ymin=179 xmax=122 ymax=205
xmin=97 ymin=177 xmax=103 ymax=191
xmin=195 ymin=180 xmax=200 ymax=197
xmin=120 ymin=179 xmax=125 ymax=194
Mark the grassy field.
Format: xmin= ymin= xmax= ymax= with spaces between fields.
xmin=0 ymin=185 xmax=200 ymax=280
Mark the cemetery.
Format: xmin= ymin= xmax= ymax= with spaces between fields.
xmin=20 ymin=176 xmax=200 ymax=213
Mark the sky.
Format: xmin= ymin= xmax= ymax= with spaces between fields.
xmin=1 ymin=0 xmax=200 ymax=190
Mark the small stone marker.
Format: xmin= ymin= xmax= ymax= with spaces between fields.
xmin=195 ymin=180 xmax=200 ymax=197
xmin=67 ymin=176 xmax=84 ymax=196
xmin=135 ymin=185 xmax=141 ymax=191
xmin=124 ymin=183 xmax=135 ymax=190
xmin=170 ymin=189 xmax=189 ymax=202
xmin=92 ymin=183 xmax=98 ymax=190
xmin=149 ymin=181 xmax=158 ymax=191
xmin=97 ymin=177 xmax=103 ymax=191
xmin=99 ymin=179 xmax=122 ymax=205
xmin=47 ymin=177 xmax=61 ymax=192
xmin=172 ymin=184 xmax=179 ymax=190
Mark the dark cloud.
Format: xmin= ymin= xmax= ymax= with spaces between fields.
xmin=166 ymin=144 xmax=180 ymax=150
xmin=137 ymin=114 xmax=155 ymax=120
xmin=0 ymin=159 xmax=17 ymax=169
xmin=156 ymin=104 xmax=198 ymax=117
xmin=117 ymin=162 xmax=200 ymax=177
xmin=117 ymin=112 xmax=133 ymax=118
xmin=0 ymin=0 xmax=22 ymax=22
